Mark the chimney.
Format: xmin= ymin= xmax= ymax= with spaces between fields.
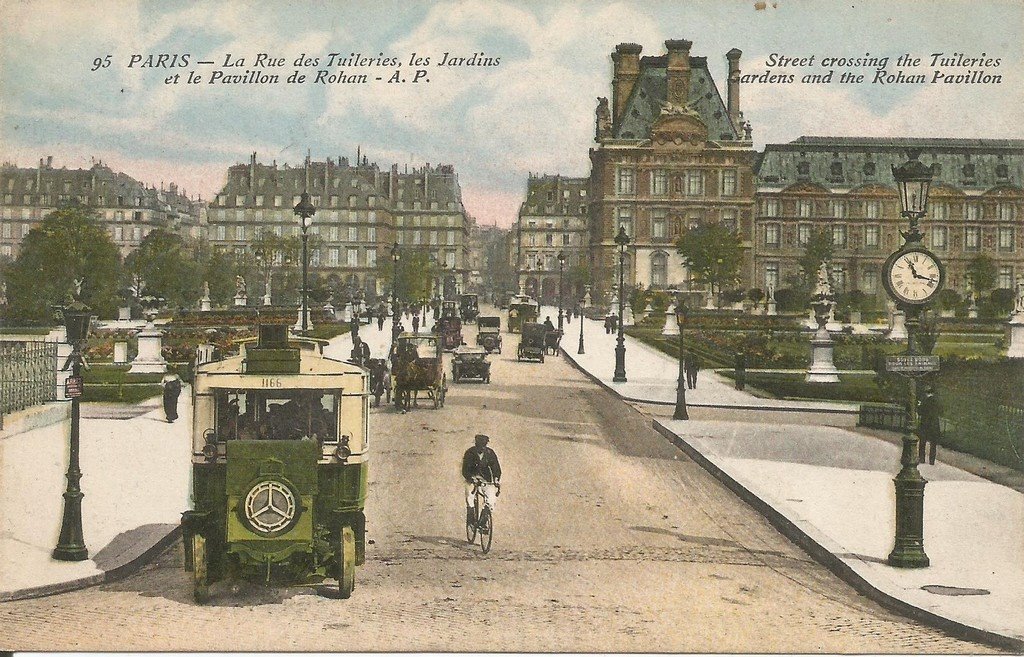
xmin=249 ymin=152 xmax=257 ymax=190
xmin=726 ymin=48 xmax=742 ymax=131
xmin=390 ymin=164 xmax=398 ymax=201
xmin=46 ymin=155 xmax=53 ymax=168
xmin=665 ymin=39 xmax=693 ymax=108
xmin=611 ymin=43 xmax=642 ymax=126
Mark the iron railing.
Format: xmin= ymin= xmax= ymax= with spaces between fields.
xmin=0 ymin=340 xmax=58 ymax=417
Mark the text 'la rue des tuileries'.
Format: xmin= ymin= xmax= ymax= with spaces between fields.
xmin=89 ymin=51 xmax=502 ymax=85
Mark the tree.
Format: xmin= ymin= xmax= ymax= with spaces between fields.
xmin=966 ymin=254 xmax=997 ymax=294
xmin=377 ymin=249 xmax=437 ymax=305
xmin=797 ymin=229 xmax=834 ymax=287
xmin=5 ymin=207 xmax=121 ymax=322
xmin=675 ymin=223 xmax=743 ymax=297
xmin=123 ymin=229 xmax=202 ymax=310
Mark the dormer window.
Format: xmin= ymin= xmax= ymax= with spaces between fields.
xmin=996 ymin=163 xmax=1009 ymax=179
xmin=863 ymin=162 xmax=876 ymax=177
xmin=797 ymin=161 xmax=810 ymax=178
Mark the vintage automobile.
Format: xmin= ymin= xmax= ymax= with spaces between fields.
xmin=452 ymin=346 xmax=491 ymax=383
xmin=436 ymin=314 xmax=463 ymax=352
xmin=476 ymin=316 xmax=502 ymax=354
xmin=391 ymin=332 xmax=447 ymax=410
xmin=459 ymin=293 xmax=479 ymax=323
xmin=507 ymin=295 xmax=539 ymax=333
xmin=182 ymin=323 xmax=369 ymax=602
xmin=517 ymin=322 xmax=547 ymax=362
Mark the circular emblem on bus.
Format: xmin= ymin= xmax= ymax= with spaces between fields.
xmin=243 ymin=480 xmax=299 ymax=536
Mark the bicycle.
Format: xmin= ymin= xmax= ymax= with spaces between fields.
xmin=465 ymin=477 xmax=498 ymax=553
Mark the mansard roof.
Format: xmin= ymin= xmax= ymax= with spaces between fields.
xmin=614 ymin=57 xmax=739 ymax=142
xmin=756 ymin=136 xmax=1024 ymax=191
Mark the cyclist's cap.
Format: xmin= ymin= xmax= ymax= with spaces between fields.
xmin=474 ymin=434 xmax=490 ymax=443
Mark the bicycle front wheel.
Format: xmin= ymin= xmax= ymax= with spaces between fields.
xmin=478 ymin=507 xmax=493 ymax=553
xmin=466 ymin=497 xmax=479 ymax=543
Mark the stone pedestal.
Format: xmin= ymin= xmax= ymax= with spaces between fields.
xmin=128 ymin=326 xmax=167 ymax=374
xmin=113 ymin=341 xmax=129 ymax=365
xmin=849 ymin=310 xmax=862 ymax=325
xmin=200 ymin=297 xmax=212 ymax=312
xmin=641 ymin=303 xmax=652 ymax=323
xmin=262 ymin=293 xmax=272 ymax=306
xmin=195 ymin=343 xmax=216 ymax=365
xmin=341 ymin=303 xmax=352 ymax=323
xmin=234 ymin=294 xmax=247 ymax=307
xmin=118 ymin=306 xmax=131 ymax=322
xmin=1007 ymin=315 xmax=1024 ymax=358
xmin=704 ymin=294 xmax=716 ymax=310
xmin=888 ymin=309 xmax=908 ymax=341
xmin=766 ymin=300 xmax=777 ymax=316
xmin=324 ymin=303 xmax=336 ymax=320
xmin=292 ymin=306 xmax=314 ymax=333
xmin=623 ymin=305 xmax=634 ymax=327
xmin=968 ymin=305 xmax=979 ymax=319
xmin=940 ymin=309 xmax=956 ymax=318
xmin=806 ymin=326 xmax=840 ymax=383
xmin=661 ymin=307 xmax=679 ymax=336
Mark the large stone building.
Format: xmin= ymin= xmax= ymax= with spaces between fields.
xmin=391 ymin=162 xmax=471 ymax=293
xmin=587 ymin=39 xmax=757 ymax=302
xmin=754 ymin=137 xmax=1024 ymax=298
xmin=206 ymin=153 xmax=470 ymax=297
xmin=513 ymin=174 xmax=590 ymax=304
xmin=0 ymin=156 xmax=202 ymax=259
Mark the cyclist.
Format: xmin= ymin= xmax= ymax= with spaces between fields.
xmin=462 ymin=433 xmax=501 ymax=527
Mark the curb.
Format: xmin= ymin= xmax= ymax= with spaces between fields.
xmin=0 ymin=524 xmax=181 ymax=603
xmin=648 ymin=419 xmax=1023 ymax=653
xmin=559 ymin=347 xmax=858 ymax=416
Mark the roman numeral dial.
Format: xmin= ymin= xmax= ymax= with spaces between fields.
xmin=884 ymin=248 xmax=943 ymax=305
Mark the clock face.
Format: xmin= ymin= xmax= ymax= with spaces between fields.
xmin=885 ymin=249 xmax=943 ymax=304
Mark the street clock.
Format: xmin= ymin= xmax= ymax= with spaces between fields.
xmin=882 ymin=246 xmax=945 ymax=306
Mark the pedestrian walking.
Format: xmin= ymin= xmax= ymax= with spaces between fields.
xmin=162 ymin=373 xmax=182 ymax=423
xmin=604 ymin=316 xmax=612 ymax=334
xmin=376 ymin=308 xmax=385 ymax=331
xmin=412 ymin=312 xmax=420 ymax=333
xmin=685 ymin=352 xmax=702 ymax=389
xmin=917 ymin=384 xmax=941 ymax=465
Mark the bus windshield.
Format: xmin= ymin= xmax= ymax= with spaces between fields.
xmin=215 ymin=389 xmax=338 ymax=442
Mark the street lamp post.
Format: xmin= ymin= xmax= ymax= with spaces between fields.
xmin=391 ymin=242 xmax=401 ymax=345
xmin=577 ymin=294 xmax=586 ymax=354
xmin=613 ymin=226 xmax=630 ymax=382
xmin=293 ymin=192 xmax=316 ymax=335
xmin=885 ymin=151 xmax=940 ymax=569
xmin=557 ymin=251 xmax=566 ymax=331
xmin=53 ymin=295 xmax=93 ymax=561
xmin=674 ymin=299 xmax=689 ymax=421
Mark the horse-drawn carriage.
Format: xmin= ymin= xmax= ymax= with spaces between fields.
xmin=182 ymin=323 xmax=369 ymax=601
xmin=436 ymin=314 xmax=463 ymax=352
xmin=391 ymin=333 xmax=447 ymax=410
xmin=507 ymin=295 xmax=539 ymax=333
xmin=517 ymin=322 xmax=547 ymax=362
xmin=459 ymin=293 xmax=479 ymax=323
xmin=544 ymin=329 xmax=563 ymax=355
xmin=452 ymin=346 xmax=491 ymax=383
xmin=476 ymin=316 xmax=502 ymax=353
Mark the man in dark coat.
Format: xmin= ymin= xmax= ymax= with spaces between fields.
xmin=162 ymin=374 xmax=182 ymax=423
xmin=685 ymin=352 xmax=702 ymax=389
xmin=542 ymin=316 xmax=555 ymax=332
xmin=918 ymin=385 xmax=941 ymax=465
xmin=412 ymin=312 xmax=420 ymax=333
xmin=462 ymin=434 xmax=501 ymax=526
xmin=376 ymin=307 xmax=386 ymax=331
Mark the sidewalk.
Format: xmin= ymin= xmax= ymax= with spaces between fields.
xmin=558 ymin=310 xmax=857 ymax=414
xmin=0 ymin=389 xmax=192 ymax=602
xmin=557 ymin=307 xmax=1024 ymax=650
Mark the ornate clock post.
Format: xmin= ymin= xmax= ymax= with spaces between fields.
xmin=883 ymin=152 xmax=944 ymax=568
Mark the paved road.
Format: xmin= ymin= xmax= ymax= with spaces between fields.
xmin=0 ymin=320 xmax=998 ymax=652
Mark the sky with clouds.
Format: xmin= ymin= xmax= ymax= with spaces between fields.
xmin=1 ymin=0 xmax=1021 ymax=227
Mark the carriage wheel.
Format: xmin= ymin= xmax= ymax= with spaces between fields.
xmin=336 ymin=525 xmax=356 ymax=599
xmin=192 ymin=533 xmax=209 ymax=603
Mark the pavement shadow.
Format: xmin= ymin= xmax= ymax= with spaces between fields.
xmin=630 ymin=525 xmax=741 ymax=548
xmin=401 ymin=533 xmax=481 ymax=554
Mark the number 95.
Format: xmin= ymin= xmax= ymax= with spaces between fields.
xmin=91 ymin=55 xmax=111 ymax=71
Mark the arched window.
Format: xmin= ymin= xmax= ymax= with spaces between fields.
xmin=651 ymin=251 xmax=668 ymax=288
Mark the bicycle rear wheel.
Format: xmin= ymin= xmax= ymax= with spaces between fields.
xmin=478 ymin=507 xmax=493 ymax=553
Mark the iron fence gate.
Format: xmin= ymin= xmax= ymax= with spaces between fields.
xmin=1 ymin=340 xmax=58 ymax=418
